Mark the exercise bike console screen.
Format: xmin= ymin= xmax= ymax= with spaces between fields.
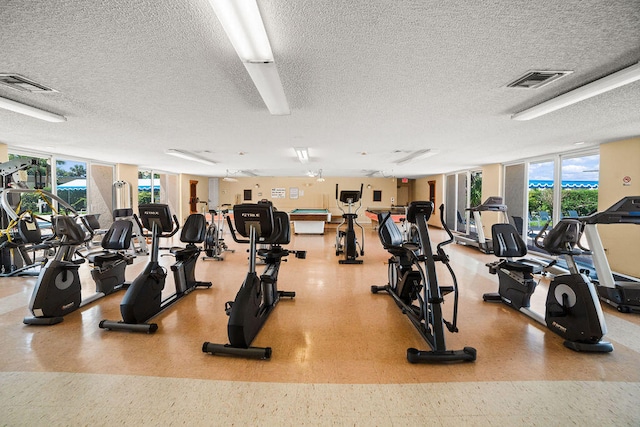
xmin=234 ymin=204 xmax=274 ymax=239
xmin=138 ymin=204 xmax=174 ymax=232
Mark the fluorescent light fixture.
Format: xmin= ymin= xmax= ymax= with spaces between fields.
xmin=393 ymin=149 xmax=437 ymax=165
xmin=294 ymin=147 xmax=309 ymax=164
xmin=208 ymin=0 xmax=290 ymax=115
xmin=243 ymin=61 xmax=290 ymax=115
xmin=0 ymin=96 xmax=66 ymax=122
xmin=223 ymin=170 xmax=238 ymax=182
xmin=512 ymin=62 xmax=640 ymax=121
xmin=166 ymin=149 xmax=217 ymax=166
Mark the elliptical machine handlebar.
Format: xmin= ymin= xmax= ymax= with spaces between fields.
xmin=436 ymin=204 xmax=454 ymax=250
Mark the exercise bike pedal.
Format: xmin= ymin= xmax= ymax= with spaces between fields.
xmin=224 ymin=301 xmax=234 ymax=316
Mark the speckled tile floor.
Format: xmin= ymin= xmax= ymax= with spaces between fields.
xmin=1 ymin=226 xmax=639 ymax=425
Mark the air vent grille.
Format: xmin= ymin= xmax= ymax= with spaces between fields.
xmin=0 ymin=74 xmax=57 ymax=92
xmin=507 ymin=70 xmax=573 ymax=89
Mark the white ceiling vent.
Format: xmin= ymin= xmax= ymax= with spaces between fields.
xmin=506 ymin=70 xmax=573 ymax=89
xmin=0 ymin=74 xmax=58 ymax=92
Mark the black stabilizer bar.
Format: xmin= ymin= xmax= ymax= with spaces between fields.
xmin=202 ymin=342 xmax=272 ymax=360
xmin=99 ymin=320 xmax=158 ymax=334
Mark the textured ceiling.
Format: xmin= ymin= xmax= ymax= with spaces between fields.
xmin=1 ymin=0 xmax=639 ymax=178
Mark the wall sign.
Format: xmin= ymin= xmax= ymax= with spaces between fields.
xmin=271 ymin=188 xmax=286 ymax=198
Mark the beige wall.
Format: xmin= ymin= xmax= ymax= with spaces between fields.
xmin=414 ymin=174 xmax=445 ymax=227
xmin=598 ymin=137 xmax=640 ymax=277
xmin=219 ymin=177 xmax=398 ymax=223
xmin=480 ymin=163 xmax=503 ymax=238
xmin=0 ymin=143 xmax=8 ymax=162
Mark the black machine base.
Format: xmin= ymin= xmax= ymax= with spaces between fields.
xmin=597 ymin=282 xmax=640 ymax=314
xmin=202 ymin=342 xmax=272 ymax=360
xmin=339 ymin=259 xmax=363 ymax=264
xmin=23 ymin=315 xmax=64 ymax=325
xmin=407 ymin=346 xmax=477 ymax=364
xmin=563 ymin=340 xmax=613 ymax=353
xmin=98 ymin=319 xmax=158 ymax=333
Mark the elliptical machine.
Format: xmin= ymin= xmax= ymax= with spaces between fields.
xmin=203 ymin=201 xmax=306 ymax=359
xmin=371 ymin=202 xmax=477 ymax=363
xmin=483 ymin=219 xmax=613 ymax=352
xmin=23 ymin=215 xmax=133 ymax=325
xmin=335 ymin=184 xmax=365 ymax=264
xmin=99 ymin=204 xmax=211 ymax=333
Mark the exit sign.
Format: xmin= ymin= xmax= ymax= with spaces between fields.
xmin=401 ymin=178 xmax=409 ymax=183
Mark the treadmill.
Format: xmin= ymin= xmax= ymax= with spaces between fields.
xmin=454 ymin=196 xmax=508 ymax=254
xmin=582 ymin=196 xmax=640 ymax=313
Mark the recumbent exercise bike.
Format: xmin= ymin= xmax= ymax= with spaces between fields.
xmin=203 ymin=201 xmax=305 ymax=359
xmin=483 ymin=219 xmax=613 ymax=352
xmin=100 ymin=204 xmax=211 ymax=333
xmin=24 ymin=215 xmax=133 ymax=325
xmin=371 ymin=201 xmax=477 ymax=363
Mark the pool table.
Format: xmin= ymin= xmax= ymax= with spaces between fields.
xmin=289 ymin=208 xmax=332 ymax=234
xmin=365 ymin=207 xmax=407 ymax=229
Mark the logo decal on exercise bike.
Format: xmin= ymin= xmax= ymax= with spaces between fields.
xmin=242 ymin=213 xmax=260 ymax=218
xmin=551 ymin=321 xmax=567 ymax=333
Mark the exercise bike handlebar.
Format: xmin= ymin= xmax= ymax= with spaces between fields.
xmin=533 ymin=221 xmax=551 ymax=252
xmin=133 ymin=213 xmax=180 ymax=239
xmin=226 ymin=213 xmax=288 ymax=245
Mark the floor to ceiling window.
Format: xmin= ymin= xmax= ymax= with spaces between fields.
xmin=56 ymin=158 xmax=87 ymax=213
xmin=527 ymin=160 xmax=555 ymax=237
xmin=560 ymin=154 xmax=599 ymax=217
xmin=504 ymin=150 xmax=599 ymax=252
xmin=445 ymin=170 xmax=482 ymax=235
xmin=138 ymin=170 xmax=160 ymax=204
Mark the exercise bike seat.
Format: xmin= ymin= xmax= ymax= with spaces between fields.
xmin=491 ymin=224 xmax=543 ymax=274
xmin=94 ymin=220 xmax=134 ymax=266
xmin=171 ymin=214 xmax=207 ymax=258
xmin=54 ymin=216 xmax=90 ymax=246
xmin=540 ymin=219 xmax=584 ymax=257
xmin=377 ymin=212 xmax=419 ymax=256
